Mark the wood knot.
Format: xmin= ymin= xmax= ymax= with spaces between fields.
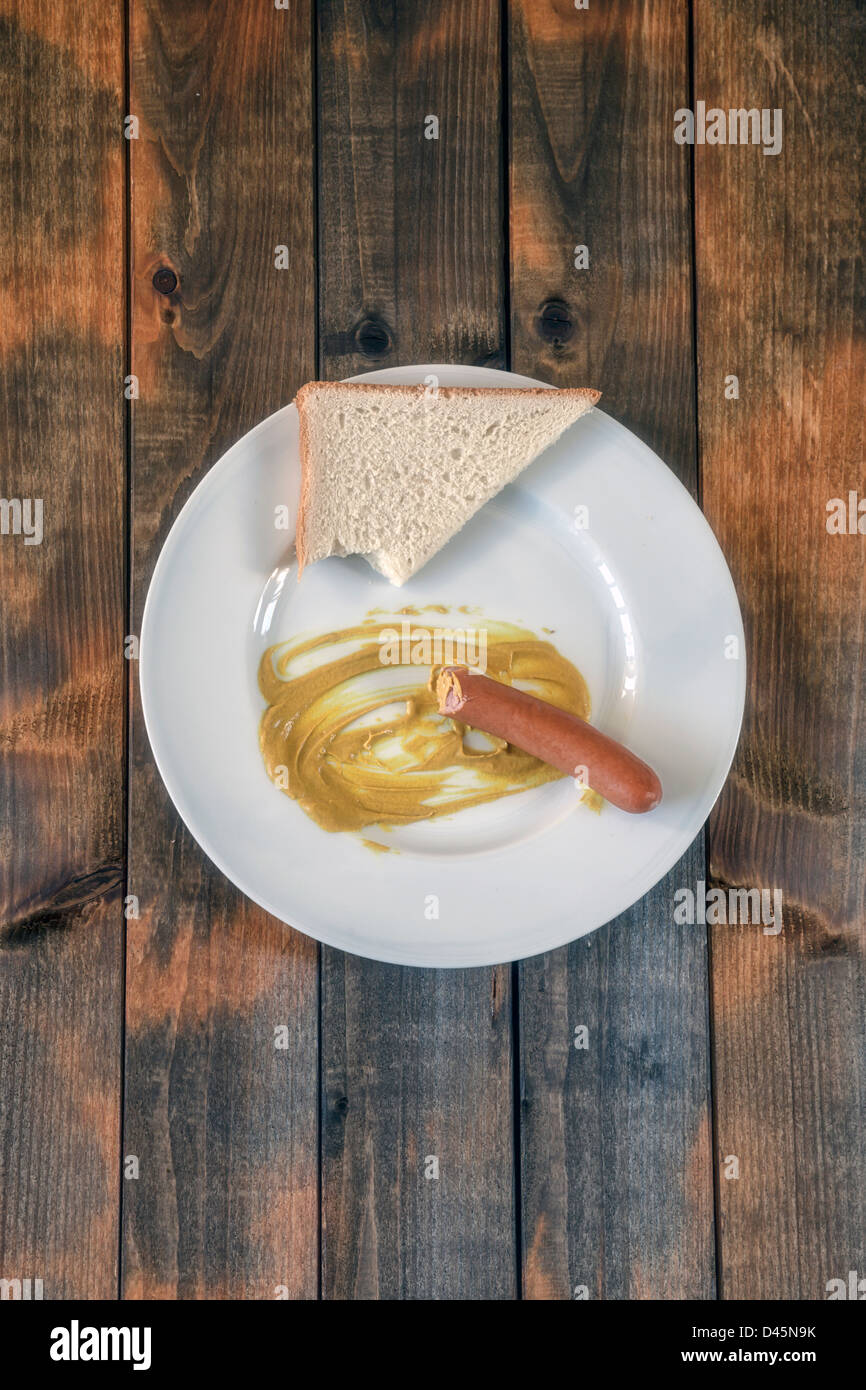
xmin=536 ymin=299 xmax=574 ymax=348
xmin=152 ymin=266 xmax=178 ymax=295
xmin=354 ymin=316 xmax=392 ymax=358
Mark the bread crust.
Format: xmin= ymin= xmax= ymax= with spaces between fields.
xmin=294 ymin=381 xmax=315 ymax=576
xmin=292 ymin=380 xmax=601 ymax=580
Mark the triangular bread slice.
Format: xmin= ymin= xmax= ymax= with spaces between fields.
xmin=295 ymin=381 xmax=600 ymax=585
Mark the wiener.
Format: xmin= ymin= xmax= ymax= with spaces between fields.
xmin=436 ymin=667 xmax=662 ymax=814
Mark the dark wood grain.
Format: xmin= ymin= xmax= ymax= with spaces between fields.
xmin=317 ymin=0 xmax=506 ymax=377
xmin=322 ymin=960 xmax=514 ymax=1298
xmin=123 ymin=0 xmax=318 ymax=1299
xmin=0 ymin=1 xmax=125 ymax=1298
xmin=509 ymin=0 xmax=716 ymax=1298
xmin=695 ymin=0 xmax=866 ymax=1298
xmin=317 ymin=0 xmax=516 ymax=1298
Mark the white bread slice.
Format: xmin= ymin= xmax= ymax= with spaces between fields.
xmin=295 ymin=381 xmax=600 ymax=584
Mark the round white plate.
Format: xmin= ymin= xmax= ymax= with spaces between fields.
xmin=140 ymin=365 xmax=745 ymax=967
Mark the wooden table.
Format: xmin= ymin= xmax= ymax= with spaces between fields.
xmin=1 ymin=0 xmax=863 ymax=1301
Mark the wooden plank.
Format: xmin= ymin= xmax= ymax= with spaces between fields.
xmin=510 ymin=0 xmax=716 ymax=1298
xmin=322 ymin=960 xmax=514 ymax=1299
xmin=695 ymin=0 xmax=866 ymax=1297
xmin=317 ymin=0 xmax=506 ymax=376
xmin=317 ymin=0 xmax=515 ymax=1298
xmin=123 ymin=0 xmax=318 ymax=1299
xmin=0 ymin=0 xmax=125 ymax=1298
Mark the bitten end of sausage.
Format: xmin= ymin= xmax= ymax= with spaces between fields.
xmin=436 ymin=667 xmax=467 ymax=715
xmin=436 ymin=665 xmax=662 ymax=815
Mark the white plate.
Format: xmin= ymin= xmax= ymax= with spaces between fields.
xmin=140 ymin=365 xmax=745 ymax=967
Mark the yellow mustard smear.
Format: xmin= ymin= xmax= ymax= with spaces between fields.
xmin=257 ymin=616 xmax=591 ymax=833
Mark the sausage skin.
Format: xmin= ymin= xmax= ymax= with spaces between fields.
xmin=436 ymin=667 xmax=662 ymax=814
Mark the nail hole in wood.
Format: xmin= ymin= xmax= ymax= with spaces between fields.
xmin=537 ymin=299 xmax=574 ymax=347
xmin=153 ymin=266 xmax=178 ymax=295
xmin=354 ymin=317 xmax=391 ymax=358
